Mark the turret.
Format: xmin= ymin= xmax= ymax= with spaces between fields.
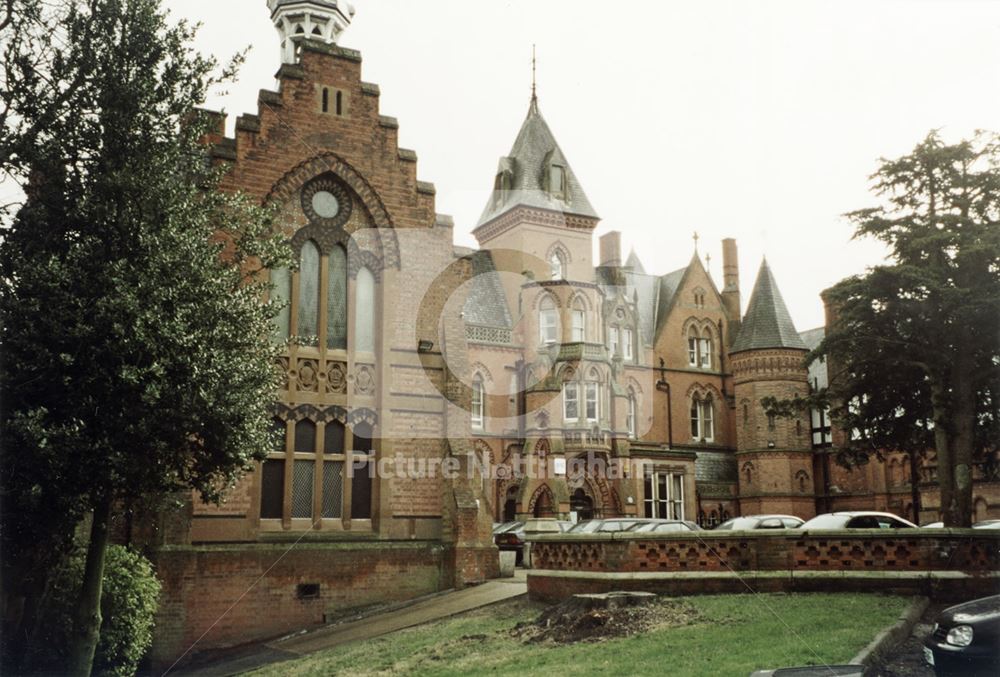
xmin=731 ymin=259 xmax=815 ymax=518
xmin=267 ymin=0 xmax=356 ymax=64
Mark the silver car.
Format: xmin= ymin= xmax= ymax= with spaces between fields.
xmin=800 ymin=511 xmax=918 ymax=530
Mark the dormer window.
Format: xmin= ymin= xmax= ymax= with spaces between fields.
xmin=494 ymin=170 xmax=511 ymax=207
xmin=549 ymin=164 xmax=566 ymax=199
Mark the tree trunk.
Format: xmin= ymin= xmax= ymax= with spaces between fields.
xmin=930 ymin=382 xmax=957 ymax=526
xmin=908 ymin=448 xmax=922 ymax=523
xmin=950 ymin=352 xmax=976 ymax=527
xmin=65 ymin=498 xmax=111 ymax=677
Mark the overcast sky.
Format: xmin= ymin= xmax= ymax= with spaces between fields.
xmin=172 ymin=0 xmax=1000 ymax=330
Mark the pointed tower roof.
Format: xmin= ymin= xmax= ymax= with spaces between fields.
xmin=731 ymin=259 xmax=807 ymax=353
xmin=624 ymin=248 xmax=645 ymax=273
xmin=476 ymin=100 xmax=598 ymax=228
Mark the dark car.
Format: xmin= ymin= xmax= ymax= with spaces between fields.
xmin=714 ymin=514 xmax=804 ymax=530
xmin=923 ymin=594 xmax=1000 ymax=676
xmin=493 ymin=520 xmax=573 ymax=564
xmin=799 ymin=511 xmax=917 ymax=530
xmin=492 ymin=521 xmax=525 ymax=563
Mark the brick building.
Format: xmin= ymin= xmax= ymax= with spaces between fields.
xmin=147 ymin=0 xmax=999 ymax=666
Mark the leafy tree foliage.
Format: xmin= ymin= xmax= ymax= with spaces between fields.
xmin=32 ymin=546 xmax=161 ymax=677
xmin=768 ymin=131 xmax=1000 ymax=527
xmin=1 ymin=0 xmax=288 ymax=672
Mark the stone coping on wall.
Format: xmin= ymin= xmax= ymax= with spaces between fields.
xmin=524 ymin=529 xmax=1000 ymax=600
xmin=526 ymin=528 xmax=1000 ymax=543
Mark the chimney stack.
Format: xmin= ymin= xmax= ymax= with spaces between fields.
xmin=599 ymin=231 xmax=622 ymax=268
xmin=721 ymin=238 xmax=742 ymax=343
xmin=722 ymin=238 xmax=739 ymax=292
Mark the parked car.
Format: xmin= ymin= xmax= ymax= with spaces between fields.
xmin=799 ymin=511 xmax=918 ymax=530
xmin=492 ymin=520 xmax=573 ymax=565
xmin=923 ymin=594 xmax=1000 ymax=676
xmin=566 ymin=518 xmax=645 ymax=534
xmin=626 ymin=519 xmax=701 ymax=533
xmin=922 ymin=520 xmax=999 ymax=529
xmin=714 ymin=514 xmax=804 ymax=530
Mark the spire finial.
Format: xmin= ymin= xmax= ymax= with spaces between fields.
xmin=531 ymin=44 xmax=538 ymax=109
xmin=693 ymin=231 xmax=700 ymax=252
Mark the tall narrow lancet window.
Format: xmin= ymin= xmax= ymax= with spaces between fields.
xmin=549 ymin=251 xmax=565 ymax=280
xmin=471 ymin=375 xmax=485 ymax=430
xmin=355 ymin=266 xmax=375 ymax=352
xmin=327 ymin=245 xmax=348 ymax=349
xmin=571 ymin=299 xmax=586 ymax=342
xmin=627 ymin=390 xmax=637 ymax=439
xmin=297 ymin=240 xmax=321 ymax=343
xmin=271 ymin=266 xmax=291 ymax=341
xmin=539 ymin=296 xmax=558 ymax=344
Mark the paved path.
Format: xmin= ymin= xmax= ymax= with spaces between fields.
xmin=172 ymin=571 xmax=527 ymax=676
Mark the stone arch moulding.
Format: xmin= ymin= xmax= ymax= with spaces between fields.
xmin=532 ymin=289 xmax=563 ymax=310
xmin=567 ymin=289 xmax=594 ymax=312
xmin=469 ymin=362 xmax=495 ymax=384
xmin=546 ymin=240 xmax=572 ymax=265
xmin=685 ymin=382 xmax=723 ymax=400
xmin=680 ymin=316 xmax=714 ymax=337
xmin=346 ymin=407 xmax=379 ymax=427
xmin=527 ymin=483 xmax=556 ymax=515
xmin=266 ymin=152 xmax=401 ymax=269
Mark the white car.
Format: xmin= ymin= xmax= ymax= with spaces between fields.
xmin=800 ymin=511 xmax=918 ymax=530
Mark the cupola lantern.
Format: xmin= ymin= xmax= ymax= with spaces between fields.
xmin=267 ymin=0 xmax=356 ymax=64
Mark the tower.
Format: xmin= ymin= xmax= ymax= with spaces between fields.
xmin=268 ymin=0 xmax=356 ymax=64
xmin=731 ymin=260 xmax=815 ymax=518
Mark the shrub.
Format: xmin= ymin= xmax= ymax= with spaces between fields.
xmin=34 ymin=545 xmax=161 ymax=676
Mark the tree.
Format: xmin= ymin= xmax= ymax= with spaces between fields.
xmin=769 ymin=131 xmax=1000 ymax=527
xmin=0 ymin=1 xmax=288 ymax=673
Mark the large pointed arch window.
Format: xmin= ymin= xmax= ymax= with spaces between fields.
xmin=297 ymin=240 xmax=321 ymax=343
xmin=355 ymin=266 xmax=375 ymax=353
xmin=326 ymin=244 xmax=348 ymax=349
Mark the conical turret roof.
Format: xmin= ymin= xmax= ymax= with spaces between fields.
xmin=732 ymin=259 xmax=807 ymax=353
xmin=476 ymin=99 xmax=598 ymax=227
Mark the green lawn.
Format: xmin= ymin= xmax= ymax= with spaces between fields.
xmin=251 ymin=593 xmax=910 ymax=677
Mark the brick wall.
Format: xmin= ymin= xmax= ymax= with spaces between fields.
xmin=526 ymin=530 xmax=1000 ymax=602
xmin=148 ymin=541 xmax=446 ymax=670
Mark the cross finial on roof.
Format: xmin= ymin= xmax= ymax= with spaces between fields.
xmin=693 ymin=231 xmax=700 ymax=251
xmin=705 ymin=252 xmax=712 ymax=269
xmin=531 ymin=44 xmax=538 ymax=109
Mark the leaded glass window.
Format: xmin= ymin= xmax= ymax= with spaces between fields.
xmin=355 ymin=266 xmax=375 ymax=352
xmin=327 ymin=244 xmax=347 ymax=349
xmin=297 ymin=240 xmax=321 ymax=343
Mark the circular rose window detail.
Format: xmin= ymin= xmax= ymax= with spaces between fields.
xmin=301 ymin=176 xmax=352 ymax=226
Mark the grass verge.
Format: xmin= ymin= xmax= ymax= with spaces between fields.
xmin=251 ymin=593 xmax=911 ymax=677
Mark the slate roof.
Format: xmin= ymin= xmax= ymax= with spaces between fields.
xmin=476 ymin=98 xmax=598 ymax=227
xmin=624 ymin=249 xmax=646 ymax=273
xmin=800 ymin=326 xmax=828 ymax=389
xmin=731 ymin=260 xmax=807 ymax=353
xmin=462 ymin=250 xmax=512 ymax=328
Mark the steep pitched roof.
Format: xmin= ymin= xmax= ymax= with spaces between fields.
xmin=476 ymin=99 xmax=598 ymax=227
xmin=624 ymin=248 xmax=646 ymax=273
xmin=461 ymin=250 xmax=512 ymax=328
xmin=731 ymin=259 xmax=807 ymax=353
